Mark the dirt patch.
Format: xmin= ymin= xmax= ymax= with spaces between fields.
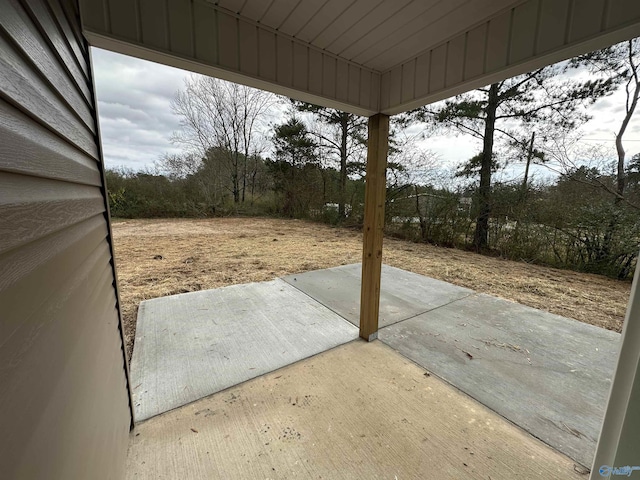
xmin=112 ymin=217 xmax=631 ymax=363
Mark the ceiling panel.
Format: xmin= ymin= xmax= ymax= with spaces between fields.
xmin=365 ymin=0 xmax=520 ymax=70
xmin=311 ymin=0 xmax=385 ymax=50
xmin=350 ymin=0 xmax=470 ymax=67
xmin=260 ymin=0 xmax=301 ymax=29
xmin=216 ymin=0 xmax=245 ymax=13
xmin=293 ymin=0 xmax=358 ymax=43
xmin=213 ymin=0 xmax=526 ymax=73
xmin=336 ymin=0 xmax=441 ymax=61
xmin=323 ymin=0 xmax=413 ymax=55
xmin=278 ymin=0 xmax=327 ymax=36
xmin=239 ymin=0 xmax=272 ymax=22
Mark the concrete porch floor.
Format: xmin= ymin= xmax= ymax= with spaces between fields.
xmin=128 ymin=263 xmax=620 ymax=476
xmin=126 ymin=340 xmax=583 ymax=479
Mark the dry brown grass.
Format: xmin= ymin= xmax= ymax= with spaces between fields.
xmin=112 ymin=217 xmax=631 ymax=362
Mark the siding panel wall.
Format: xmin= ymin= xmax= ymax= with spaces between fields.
xmin=0 ymin=0 xmax=131 ymax=478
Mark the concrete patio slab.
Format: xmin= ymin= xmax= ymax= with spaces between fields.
xmin=379 ymin=293 xmax=620 ymax=467
xmin=130 ymin=279 xmax=358 ymax=421
xmin=283 ymin=263 xmax=473 ymax=327
xmin=130 ymin=262 xmax=620 ymax=468
xmin=127 ymin=341 xmax=582 ymax=480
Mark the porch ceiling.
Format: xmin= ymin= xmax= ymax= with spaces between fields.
xmin=212 ymin=0 xmax=522 ymax=72
xmin=80 ymin=0 xmax=640 ymax=116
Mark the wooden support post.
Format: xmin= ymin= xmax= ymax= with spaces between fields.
xmin=359 ymin=113 xmax=390 ymax=341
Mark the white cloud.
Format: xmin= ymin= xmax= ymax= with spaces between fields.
xmin=93 ymin=47 xmax=189 ymax=170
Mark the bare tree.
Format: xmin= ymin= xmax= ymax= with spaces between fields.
xmin=545 ymin=135 xmax=640 ymax=210
xmin=155 ymin=152 xmax=199 ymax=180
xmin=571 ymin=38 xmax=640 ymax=199
xmin=171 ymin=75 xmax=279 ymax=204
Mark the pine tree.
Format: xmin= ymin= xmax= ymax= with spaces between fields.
xmin=413 ymin=66 xmax=615 ymax=251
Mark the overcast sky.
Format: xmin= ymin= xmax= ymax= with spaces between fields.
xmin=92 ymin=47 xmax=640 ymax=181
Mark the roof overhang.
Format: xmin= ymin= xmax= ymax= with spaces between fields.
xmin=79 ymin=0 xmax=640 ymax=116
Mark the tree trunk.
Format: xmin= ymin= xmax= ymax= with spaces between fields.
xmin=614 ymin=75 xmax=639 ymax=200
xmin=232 ymin=174 xmax=239 ymax=203
xmin=415 ymin=185 xmax=427 ymax=241
xmin=522 ymin=131 xmax=535 ymax=192
xmin=286 ymin=154 xmax=296 ymax=217
xmin=602 ymin=41 xmax=639 ymax=264
xmin=250 ymin=155 xmax=258 ymax=204
xmin=513 ymin=131 xmax=535 ymax=241
xmin=339 ymin=115 xmax=348 ymax=218
xmin=231 ymin=152 xmax=240 ymax=204
xmin=322 ymin=169 xmax=328 ymax=204
xmin=473 ymin=83 xmax=499 ymax=252
xmin=242 ymin=153 xmax=247 ymax=203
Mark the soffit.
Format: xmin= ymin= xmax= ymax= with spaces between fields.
xmin=212 ymin=0 xmax=525 ymax=72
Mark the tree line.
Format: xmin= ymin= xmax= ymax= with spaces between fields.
xmin=105 ymin=38 xmax=640 ymax=279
